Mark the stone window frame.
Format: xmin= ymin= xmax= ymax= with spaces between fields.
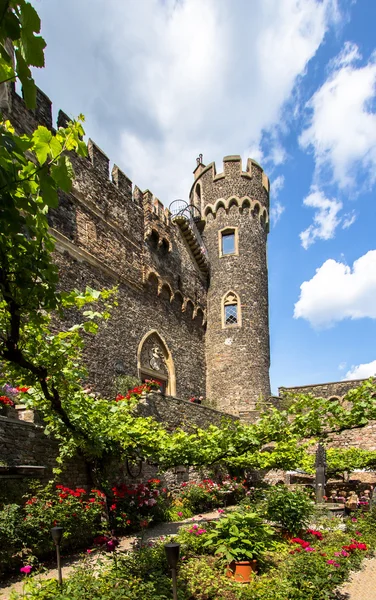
xmin=221 ymin=290 xmax=242 ymax=329
xmin=218 ymin=227 xmax=239 ymax=258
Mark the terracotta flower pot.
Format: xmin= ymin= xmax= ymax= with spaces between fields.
xmin=226 ymin=560 xmax=257 ymax=583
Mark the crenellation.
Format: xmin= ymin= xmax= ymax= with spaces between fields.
xmin=34 ymin=87 xmax=53 ymax=130
xmin=133 ymin=185 xmax=143 ymax=206
xmin=87 ymin=138 xmax=110 ymax=178
xmin=57 ymin=109 xmax=70 ymax=129
xmin=111 ymin=164 xmax=132 ymax=200
xmin=223 ymin=155 xmax=242 ymax=176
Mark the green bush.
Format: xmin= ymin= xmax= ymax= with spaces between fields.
xmin=265 ymin=486 xmax=314 ymax=536
xmin=0 ymin=484 xmax=104 ymax=576
xmin=204 ymin=510 xmax=274 ymax=564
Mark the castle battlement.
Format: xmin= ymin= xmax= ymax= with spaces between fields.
xmin=190 ymin=155 xmax=270 ymax=199
xmin=6 ymin=84 xmax=173 ymax=232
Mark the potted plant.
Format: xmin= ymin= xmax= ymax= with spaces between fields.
xmin=204 ymin=510 xmax=274 ymax=582
xmin=265 ymin=485 xmax=314 ymax=538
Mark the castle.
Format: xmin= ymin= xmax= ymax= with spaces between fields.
xmin=2 ymin=83 xmax=376 ymax=490
xmin=4 ymin=84 xmax=272 ymax=418
xmin=2 ymin=83 xmax=372 ymax=422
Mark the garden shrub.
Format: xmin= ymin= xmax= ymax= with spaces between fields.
xmin=109 ymin=478 xmax=169 ymax=531
xmin=0 ymin=485 xmax=104 ymax=576
xmin=0 ymin=504 xmax=27 ymax=576
xmin=264 ymin=486 xmax=314 ymax=536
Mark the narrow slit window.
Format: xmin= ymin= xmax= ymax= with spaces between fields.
xmin=222 ymin=232 xmax=235 ymax=255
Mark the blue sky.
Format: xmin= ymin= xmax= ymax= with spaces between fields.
xmin=31 ymin=0 xmax=376 ymax=394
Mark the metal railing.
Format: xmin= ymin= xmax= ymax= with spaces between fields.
xmin=169 ymin=200 xmax=208 ymax=260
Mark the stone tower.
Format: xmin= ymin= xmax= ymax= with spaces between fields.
xmin=190 ymin=155 xmax=271 ymax=417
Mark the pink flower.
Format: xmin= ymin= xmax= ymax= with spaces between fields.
xmin=218 ymin=509 xmax=225 ymax=514
xmin=305 ymin=547 xmax=315 ymax=552
xmin=341 ymin=550 xmax=349 ymax=557
xmin=327 ymin=560 xmax=336 ymax=565
xmin=20 ymin=565 xmax=32 ymax=574
xmin=177 ymin=512 xmax=183 ymax=517
xmin=351 ymin=518 xmax=357 ymax=522
xmin=87 ymin=549 xmax=92 ymax=554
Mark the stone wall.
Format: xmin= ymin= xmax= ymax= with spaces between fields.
xmin=279 ymin=379 xmax=367 ymax=400
xmin=4 ymin=84 xmax=208 ymax=402
xmin=0 ymin=414 xmax=88 ymax=487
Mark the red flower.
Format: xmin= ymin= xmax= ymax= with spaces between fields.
xmin=110 ymin=503 xmax=117 ymax=511
xmin=0 ymin=395 xmax=15 ymax=407
xmin=16 ymin=387 xmax=29 ymax=393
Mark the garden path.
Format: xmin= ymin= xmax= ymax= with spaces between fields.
xmin=0 ymin=509 xmax=221 ymax=600
xmin=337 ymin=556 xmax=376 ymax=600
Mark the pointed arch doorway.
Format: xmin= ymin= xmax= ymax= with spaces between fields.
xmin=137 ymin=330 xmax=176 ymax=396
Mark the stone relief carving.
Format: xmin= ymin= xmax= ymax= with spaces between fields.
xmin=140 ymin=334 xmax=168 ymax=375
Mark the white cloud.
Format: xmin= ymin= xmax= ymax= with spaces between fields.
xmin=344 ymin=360 xmax=376 ymax=381
xmin=272 ymin=175 xmax=285 ymax=196
xmin=342 ymin=210 xmax=357 ymax=229
xmin=299 ymin=42 xmax=376 ymax=189
xmin=294 ymin=250 xmax=376 ymax=328
xmin=300 ymin=187 xmax=342 ymax=249
xmin=271 ymin=201 xmax=285 ymax=227
xmin=270 ymin=175 xmax=285 ymax=226
xmin=33 ymin=0 xmax=337 ymax=203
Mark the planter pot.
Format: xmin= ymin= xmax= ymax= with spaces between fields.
xmin=226 ymin=560 xmax=257 ymax=583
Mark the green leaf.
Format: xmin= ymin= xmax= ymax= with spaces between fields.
xmin=3 ymin=10 xmax=21 ymax=40
xmin=20 ymin=32 xmax=46 ymax=68
xmin=15 ymin=49 xmax=36 ymax=108
xmin=39 ymin=174 xmax=58 ymax=208
xmin=32 ymin=126 xmax=52 ymax=165
xmin=20 ymin=2 xmax=41 ymax=33
xmin=50 ymin=155 xmax=74 ymax=192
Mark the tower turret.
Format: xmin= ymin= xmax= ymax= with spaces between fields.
xmin=190 ymin=155 xmax=270 ymax=418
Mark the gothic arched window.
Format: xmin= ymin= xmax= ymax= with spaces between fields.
xmin=222 ymin=291 xmax=241 ymax=328
xmin=137 ymin=330 xmax=176 ymax=396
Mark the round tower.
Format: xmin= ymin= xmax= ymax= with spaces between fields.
xmin=189 ymin=155 xmax=270 ymax=418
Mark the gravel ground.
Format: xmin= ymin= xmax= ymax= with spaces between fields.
xmin=337 ymin=557 xmax=376 ymax=600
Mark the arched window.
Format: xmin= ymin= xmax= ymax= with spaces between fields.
xmin=222 ymin=291 xmax=241 ymax=328
xmin=137 ymin=330 xmax=176 ymax=396
xmin=194 ymin=183 xmax=201 ymax=211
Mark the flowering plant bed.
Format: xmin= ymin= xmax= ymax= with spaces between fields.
xmin=11 ymin=506 xmax=376 ymax=600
